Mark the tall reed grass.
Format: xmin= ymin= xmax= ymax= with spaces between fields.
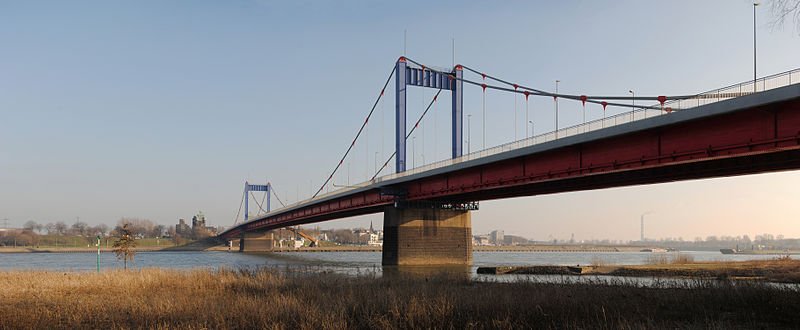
xmin=0 ymin=268 xmax=797 ymax=328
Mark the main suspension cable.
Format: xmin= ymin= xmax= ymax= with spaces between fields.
xmin=403 ymin=57 xmax=689 ymax=109
xmin=271 ymin=185 xmax=286 ymax=208
xmin=250 ymin=191 xmax=268 ymax=214
xmin=371 ymin=88 xmax=443 ymax=180
xmin=312 ymin=65 xmax=396 ymax=198
xmin=232 ymin=188 xmax=246 ymax=225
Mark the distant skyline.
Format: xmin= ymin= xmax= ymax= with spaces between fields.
xmin=2 ymin=1 xmax=799 ymax=241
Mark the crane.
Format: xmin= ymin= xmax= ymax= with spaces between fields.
xmin=286 ymin=227 xmax=319 ymax=247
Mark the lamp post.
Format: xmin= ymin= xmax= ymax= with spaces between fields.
xmin=555 ymin=80 xmax=560 ymax=137
xmin=374 ymin=151 xmax=379 ymax=176
xmin=529 ymin=120 xmax=535 ymax=138
xmin=525 ymin=94 xmax=530 ymax=138
xmin=412 ymin=136 xmax=416 ymax=168
xmin=754 ymin=2 xmax=759 ymax=92
xmin=467 ymin=114 xmax=472 ymax=154
xmin=629 ymin=90 xmax=635 ymax=121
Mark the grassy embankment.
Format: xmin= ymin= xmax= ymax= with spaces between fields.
xmin=0 ymin=237 xmax=177 ymax=253
xmin=0 ymin=268 xmax=798 ymax=328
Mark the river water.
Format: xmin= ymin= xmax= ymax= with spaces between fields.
xmin=0 ymin=250 xmax=781 ymax=273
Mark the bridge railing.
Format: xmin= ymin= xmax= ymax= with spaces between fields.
xmin=371 ymin=67 xmax=800 ymax=184
xmin=250 ymin=67 xmax=800 ymax=219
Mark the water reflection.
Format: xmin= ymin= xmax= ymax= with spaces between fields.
xmin=0 ymin=250 xmax=792 ymax=288
xmin=382 ymin=265 xmax=472 ymax=281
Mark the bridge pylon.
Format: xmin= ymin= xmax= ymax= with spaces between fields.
xmin=243 ymin=181 xmax=271 ymax=221
xmin=395 ymin=57 xmax=463 ymax=173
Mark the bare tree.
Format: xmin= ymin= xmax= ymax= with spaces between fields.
xmin=23 ymin=220 xmax=37 ymax=231
xmin=117 ymin=218 xmax=155 ymax=238
xmin=96 ymin=224 xmax=109 ymax=236
xmin=71 ymin=221 xmax=89 ymax=236
xmin=54 ymin=221 xmax=68 ymax=236
xmin=150 ymin=225 xmax=165 ymax=238
xmin=112 ymin=224 xmax=137 ymax=270
xmin=770 ymin=0 xmax=800 ymax=34
xmin=45 ymin=223 xmax=56 ymax=235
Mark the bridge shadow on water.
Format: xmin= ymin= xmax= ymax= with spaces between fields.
xmin=381 ymin=265 xmax=472 ymax=282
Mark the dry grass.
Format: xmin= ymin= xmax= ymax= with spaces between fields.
xmin=0 ymin=268 xmax=798 ymax=329
xmin=617 ymin=258 xmax=800 ymax=283
xmin=589 ymin=255 xmax=608 ymax=267
xmin=644 ymin=253 xmax=696 ymax=265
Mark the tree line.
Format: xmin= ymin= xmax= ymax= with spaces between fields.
xmin=1 ymin=218 xmax=172 ymax=247
xmin=18 ymin=218 xmax=167 ymax=238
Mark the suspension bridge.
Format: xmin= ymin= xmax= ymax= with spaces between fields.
xmin=221 ymin=56 xmax=800 ymax=265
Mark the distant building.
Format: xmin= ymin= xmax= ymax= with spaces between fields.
xmin=293 ymin=238 xmax=304 ymax=249
xmin=175 ymin=211 xmax=218 ymax=239
xmin=176 ymin=219 xmax=191 ymax=237
xmin=368 ymin=232 xmax=382 ymax=246
xmin=192 ymin=212 xmax=206 ymax=230
xmin=490 ymin=230 xmax=505 ymax=245
xmin=503 ymin=235 xmax=529 ymax=246
xmin=473 ymin=234 xmax=490 ymax=246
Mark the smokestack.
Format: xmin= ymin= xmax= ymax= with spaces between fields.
xmin=640 ymin=215 xmax=644 ymax=241
xmin=640 ymin=211 xmax=653 ymax=242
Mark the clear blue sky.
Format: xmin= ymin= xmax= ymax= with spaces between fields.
xmin=1 ymin=0 xmax=799 ymax=241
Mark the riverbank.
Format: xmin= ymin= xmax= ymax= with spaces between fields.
xmin=478 ymin=258 xmax=800 ymax=283
xmin=0 ymin=243 xmax=784 ymax=254
xmin=0 ymin=246 xmax=169 ymax=253
xmin=473 ymin=244 xmax=649 ymax=252
xmin=0 ymin=268 xmax=797 ymax=328
xmin=0 ymin=245 xmax=382 ymax=253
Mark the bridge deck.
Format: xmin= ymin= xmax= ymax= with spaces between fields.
xmin=222 ymin=82 xmax=800 ymax=239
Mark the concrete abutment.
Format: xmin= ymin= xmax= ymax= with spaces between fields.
xmin=238 ymin=231 xmax=275 ymax=252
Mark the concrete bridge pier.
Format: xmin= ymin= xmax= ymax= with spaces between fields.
xmin=381 ymin=205 xmax=473 ymax=266
xmin=239 ymin=231 xmax=275 ymax=252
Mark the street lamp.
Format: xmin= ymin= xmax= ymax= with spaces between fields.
xmin=412 ymin=136 xmax=416 ymax=168
xmin=754 ymin=2 xmax=759 ymax=92
xmin=529 ymin=120 xmax=535 ymax=138
xmin=555 ymin=80 xmax=560 ymax=137
xmin=629 ymin=90 xmax=635 ymax=121
xmin=374 ymin=151 xmax=379 ymax=176
xmin=467 ymin=114 xmax=472 ymax=154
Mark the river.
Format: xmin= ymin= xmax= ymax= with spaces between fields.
xmin=0 ymin=250 xmax=781 ymax=273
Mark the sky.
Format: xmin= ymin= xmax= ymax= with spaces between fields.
xmin=1 ymin=0 xmax=799 ymax=241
